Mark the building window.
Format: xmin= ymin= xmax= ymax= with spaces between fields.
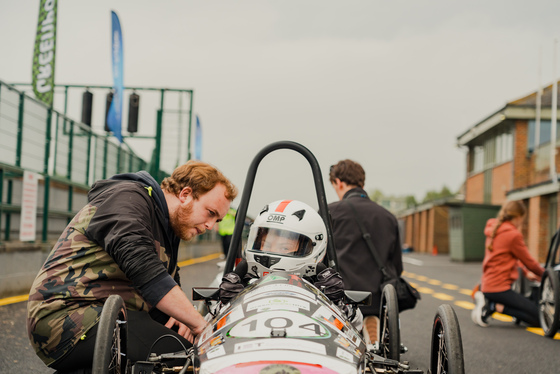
xmin=472 ymin=146 xmax=484 ymax=173
xmin=495 ymin=130 xmax=513 ymax=163
xmin=469 ymin=126 xmax=513 ymax=175
xmin=528 ymin=120 xmax=560 ymax=152
xmin=483 ymin=137 xmax=495 ymax=168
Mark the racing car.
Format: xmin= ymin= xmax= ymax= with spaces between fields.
xmin=91 ymin=141 xmax=465 ymax=374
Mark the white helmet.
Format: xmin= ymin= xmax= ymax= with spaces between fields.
xmin=245 ymin=200 xmax=327 ymax=278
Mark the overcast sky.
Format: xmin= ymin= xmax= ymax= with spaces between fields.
xmin=2 ymin=1 xmax=560 ymax=215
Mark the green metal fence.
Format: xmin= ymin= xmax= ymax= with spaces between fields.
xmin=0 ymin=80 xmax=155 ymax=243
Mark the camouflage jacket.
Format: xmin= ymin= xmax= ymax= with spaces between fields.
xmin=27 ymin=171 xmax=181 ymax=366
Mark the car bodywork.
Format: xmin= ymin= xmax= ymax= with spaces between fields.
xmin=195 ymin=271 xmax=367 ymax=374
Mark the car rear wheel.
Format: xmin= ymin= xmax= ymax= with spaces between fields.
xmin=539 ymin=268 xmax=560 ymax=338
xmin=430 ymin=304 xmax=464 ymax=374
xmin=378 ymin=283 xmax=400 ymax=361
xmin=92 ymin=295 xmax=128 ymax=374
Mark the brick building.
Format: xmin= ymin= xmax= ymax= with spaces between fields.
xmin=399 ymin=82 xmax=560 ymax=263
xmin=456 ymin=82 xmax=560 ymax=263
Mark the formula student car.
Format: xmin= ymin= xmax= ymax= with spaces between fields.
xmin=91 ymin=141 xmax=465 ymax=374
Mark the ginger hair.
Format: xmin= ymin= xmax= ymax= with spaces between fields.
xmin=161 ymin=160 xmax=237 ymax=201
xmin=488 ymin=200 xmax=526 ymax=251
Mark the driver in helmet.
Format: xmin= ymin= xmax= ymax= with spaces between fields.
xmin=260 ymin=228 xmax=301 ymax=255
xmin=218 ymin=200 xmax=363 ymax=329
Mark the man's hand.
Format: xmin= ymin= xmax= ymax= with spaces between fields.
xmin=219 ymin=272 xmax=244 ymax=304
xmin=165 ymin=317 xmax=196 ymax=343
xmin=526 ymin=271 xmax=540 ymax=282
xmin=155 ymin=285 xmax=207 ymax=343
xmin=315 ymin=267 xmax=345 ymax=304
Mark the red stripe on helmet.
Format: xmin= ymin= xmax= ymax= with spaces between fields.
xmin=275 ymin=200 xmax=292 ymax=213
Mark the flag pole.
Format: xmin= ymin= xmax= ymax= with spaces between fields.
xmin=551 ymin=39 xmax=558 ymax=184
xmin=535 ymin=46 xmax=542 ymax=153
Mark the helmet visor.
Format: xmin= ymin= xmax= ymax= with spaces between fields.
xmin=250 ymin=227 xmax=314 ymax=257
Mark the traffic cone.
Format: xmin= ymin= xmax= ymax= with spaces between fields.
xmin=432 ymin=245 xmax=438 ymax=256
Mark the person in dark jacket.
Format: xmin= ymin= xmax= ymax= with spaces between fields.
xmin=27 ymin=160 xmax=237 ymax=372
xmin=328 ymin=159 xmax=403 ymax=345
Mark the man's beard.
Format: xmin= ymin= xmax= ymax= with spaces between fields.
xmin=170 ymin=201 xmax=196 ymax=241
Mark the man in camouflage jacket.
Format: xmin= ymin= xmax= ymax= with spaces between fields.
xmin=27 ymin=161 xmax=237 ymax=371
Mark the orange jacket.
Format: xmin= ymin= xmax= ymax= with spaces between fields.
xmin=481 ymin=218 xmax=544 ymax=293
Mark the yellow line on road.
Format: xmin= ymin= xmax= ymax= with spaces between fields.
xmin=0 ymin=253 xmax=222 ymax=307
xmin=406 ymin=270 xmax=560 ymax=341
xmin=178 ymin=253 xmax=222 ymax=267
xmin=491 ymin=313 xmax=514 ymax=322
xmin=417 ymin=287 xmax=434 ymax=294
xmin=433 ymin=293 xmax=454 ymax=301
xmin=0 ymin=294 xmax=29 ymax=306
xmin=526 ymin=327 xmax=560 ymax=340
xmin=454 ymin=300 xmax=474 ymax=310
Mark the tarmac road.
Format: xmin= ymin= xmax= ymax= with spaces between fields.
xmin=1 ymin=252 xmax=559 ymax=373
xmin=398 ymin=252 xmax=560 ymax=373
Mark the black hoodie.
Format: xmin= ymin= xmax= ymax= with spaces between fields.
xmin=86 ymin=171 xmax=181 ymax=306
xmin=27 ymin=171 xmax=183 ymax=365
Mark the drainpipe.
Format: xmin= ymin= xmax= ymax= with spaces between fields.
xmin=535 ymin=46 xmax=542 ymax=153
xmin=551 ymin=39 xmax=558 ymax=185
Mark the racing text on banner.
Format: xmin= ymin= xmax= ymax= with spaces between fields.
xmin=32 ymin=0 xmax=58 ymax=107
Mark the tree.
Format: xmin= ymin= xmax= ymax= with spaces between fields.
xmin=369 ymin=189 xmax=384 ymax=203
xmin=422 ymin=185 xmax=455 ymax=203
xmin=405 ymin=195 xmax=417 ymax=208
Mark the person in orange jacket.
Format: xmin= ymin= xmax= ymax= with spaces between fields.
xmin=471 ymin=200 xmax=545 ymax=327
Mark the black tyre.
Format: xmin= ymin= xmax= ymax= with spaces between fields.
xmin=378 ymin=283 xmax=400 ymax=361
xmin=538 ymin=268 xmax=560 ymax=338
xmin=92 ymin=295 xmax=128 ymax=374
xmin=430 ymin=304 xmax=464 ymax=374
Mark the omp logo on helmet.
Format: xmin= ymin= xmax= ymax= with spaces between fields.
xmin=266 ymin=214 xmax=285 ymax=223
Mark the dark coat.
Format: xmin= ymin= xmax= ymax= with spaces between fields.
xmin=328 ymin=188 xmax=403 ymax=316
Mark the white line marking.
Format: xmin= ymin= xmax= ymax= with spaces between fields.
xmin=403 ymin=257 xmax=424 ymax=266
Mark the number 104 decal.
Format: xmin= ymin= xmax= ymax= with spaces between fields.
xmin=228 ymin=311 xmax=330 ymax=338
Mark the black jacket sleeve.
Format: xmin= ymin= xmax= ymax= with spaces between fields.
xmin=85 ymin=186 xmax=177 ymax=306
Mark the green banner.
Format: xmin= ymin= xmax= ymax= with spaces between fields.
xmin=32 ymin=0 xmax=57 ymax=107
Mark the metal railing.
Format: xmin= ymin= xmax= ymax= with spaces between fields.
xmin=0 ymin=80 xmax=156 ymax=243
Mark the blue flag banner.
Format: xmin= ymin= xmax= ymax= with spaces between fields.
xmin=107 ymin=11 xmax=123 ymax=142
xmin=195 ymin=115 xmax=202 ymax=160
